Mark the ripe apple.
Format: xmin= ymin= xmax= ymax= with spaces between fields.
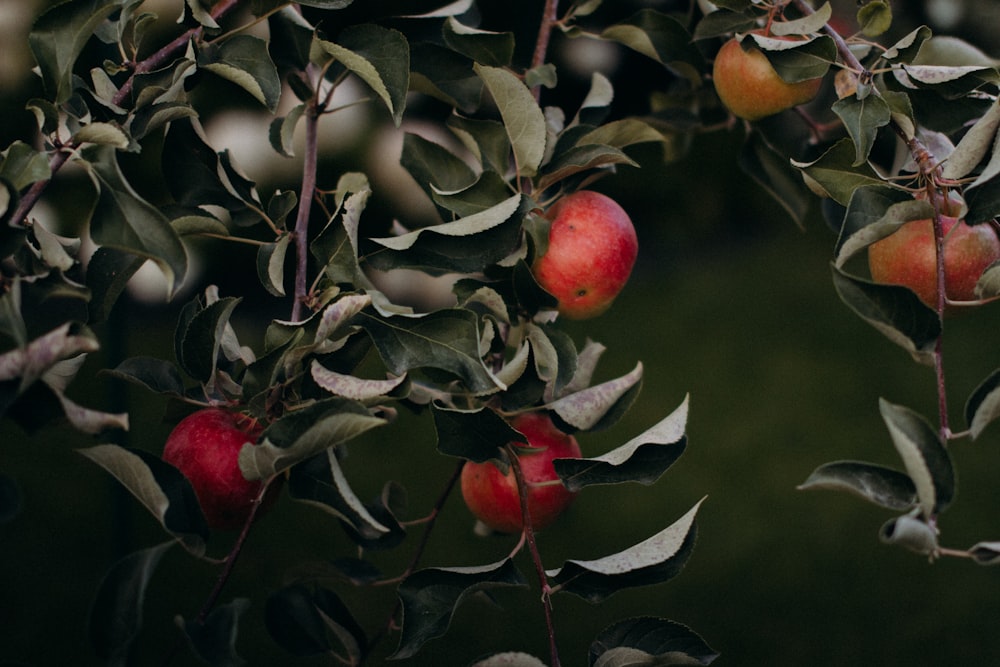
xmin=460 ymin=412 xmax=581 ymax=534
xmin=868 ymin=215 xmax=1000 ymax=314
xmin=531 ymin=190 xmax=638 ymax=319
xmin=163 ymin=408 xmax=276 ymax=531
xmin=712 ymin=33 xmax=824 ymax=120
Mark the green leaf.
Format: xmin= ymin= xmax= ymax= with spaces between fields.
xmin=830 ymin=264 xmax=940 ymax=365
xmin=447 ymin=115 xmax=512 ymax=176
xmin=265 ymin=584 xmax=367 ymax=661
xmin=475 ymin=64 xmax=546 ymax=177
xmin=88 ymin=541 xmax=174 ymax=664
xmin=965 ymin=367 xmax=1000 ymax=439
xmin=432 ymin=404 xmax=524 ymax=465
xmin=103 ymin=355 xmax=187 ymax=397
xmin=881 ymin=26 xmax=933 ymax=64
xmin=176 ymin=296 xmax=242 ymax=384
xmin=313 ymin=24 xmax=409 ymax=126
xmin=832 ymin=93 xmax=892 ymax=166
xmin=968 ymin=542 xmax=1000 ymax=566
xmin=400 ymin=131 xmax=477 ymax=207
xmin=0 ymin=141 xmax=52 ymax=191
xmin=86 ymin=146 xmax=188 ymax=298
xmin=240 ymin=401 xmax=385 ymax=481
xmin=179 ymin=598 xmax=251 ymax=667
xmin=409 ymin=42 xmax=483 ymax=113
xmin=73 ymin=121 xmax=131 ymax=150
xmin=554 ymin=394 xmax=688 ymax=491
xmin=692 ymin=8 xmax=758 ymax=41
xmin=598 ymin=10 xmax=704 ymax=86
xmin=770 ymin=2 xmax=832 ymax=36
xmin=549 ymin=362 xmax=643 ymax=431
xmin=355 ymin=308 xmax=504 ymax=395
xmin=547 ymin=497 xmax=705 ymax=603
xmin=287 ymin=448 xmax=390 ymax=539
xmin=162 ymin=119 xmax=247 ymax=211
xmin=269 ymin=103 xmax=307 ymax=157
xmin=87 ymin=248 xmax=146 ymax=323
xmin=797 ymin=460 xmax=917 ymax=511
xmin=256 ymin=233 xmax=291 ymax=297
xmin=443 ymin=17 xmax=514 ymax=67
xmin=739 ymin=132 xmax=813 ymax=228
xmin=537 ymin=144 xmax=638 ymax=193
xmin=0 ymin=322 xmax=99 ymax=394
xmin=879 ymin=514 xmax=939 ymax=556
xmin=197 ymin=35 xmax=281 ymax=112
xmin=746 ymin=33 xmax=835 ymax=83
xmin=392 ymin=558 xmax=528 ymax=660
xmin=590 ymin=617 xmax=719 ymax=666
xmin=857 ymin=0 xmax=892 ymax=37
xmin=792 ymin=138 xmax=887 ymax=206
xmin=879 ymin=398 xmax=954 ymax=517
xmin=28 ymin=0 xmax=122 ymax=104
xmin=79 ymin=445 xmax=208 ymax=554
xmin=834 ymin=187 xmax=928 ymax=267
xmin=369 ymin=194 xmax=526 ymax=274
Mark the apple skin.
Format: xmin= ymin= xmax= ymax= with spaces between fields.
xmin=163 ymin=408 xmax=276 ymax=531
xmin=868 ymin=216 xmax=1000 ymax=314
xmin=532 ymin=191 xmax=638 ymax=319
xmin=712 ymin=35 xmax=823 ymax=121
xmin=460 ymin=412 xmax=581 ymax=534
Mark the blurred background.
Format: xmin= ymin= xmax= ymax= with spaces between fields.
xmin=4 ymin=0 xmax=1000 ymax=665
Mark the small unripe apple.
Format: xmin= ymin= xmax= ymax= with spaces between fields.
xmin=868 ymin=215 xmax=1000 ymax=314
xmin=460 ymin=412 xmax=581 ymax=534
xmin=531 ymin=190 xmax=638 ymax=319
xmin=163 ymin=408 xmax=276 ymax=531
xmin=712 ymin=34 xmax=824 ymax=120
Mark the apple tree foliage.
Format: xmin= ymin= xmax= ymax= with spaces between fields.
xmin=4 ymin=0 xmax=1000 ymax=664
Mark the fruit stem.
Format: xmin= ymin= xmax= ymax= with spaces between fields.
xmin=507 ymin=443 xmax=561 ymax=667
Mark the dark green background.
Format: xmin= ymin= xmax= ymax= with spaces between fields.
xmin=4 ymin=1 xmax=1000 ymax=665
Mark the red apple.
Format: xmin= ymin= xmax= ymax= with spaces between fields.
xmin=460 ymin=412 xmax=581 ymax=534
xmin=868 ymin=215 xmax=1000 ymax=314
xmin=163 ymin=408 xmax=276 ymax=531
xmin=532 ymin=190 xmax=638 ymax=319
xmin=712 ymin=33 xmax=824 ymax=121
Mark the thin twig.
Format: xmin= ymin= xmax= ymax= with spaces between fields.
xmin=507 ymin=444 xmax=561 ymax=667
xmin=291 ymin=81 xmax=321 ymax=323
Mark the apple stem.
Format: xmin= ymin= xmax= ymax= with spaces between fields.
xmin=507 ymin=443 xmax=561 ymax=667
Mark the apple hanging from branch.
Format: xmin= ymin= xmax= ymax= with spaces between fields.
xmin=460 ymin=412 xmax=582 ymax=534
xmin=531 ymin=190 xmax=638 ymax=320
xmin=868 ymin=211 xmax=1000 ymax=315
xmin=712 ymin=32 xmax=824 ymax=121
xmin=163 ymin=408 xmax=278 ymax=531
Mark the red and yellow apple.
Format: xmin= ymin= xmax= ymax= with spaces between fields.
xmin=460 ymin=412 xmax=581 ymax=534
xmin=712 ymin=33 xmax=824 ymax=121
xmin=163 ymin=408 xmax=276 ymax=531
xmin=531 ymin=190 xmax=638 ymax=319
xmin=868 ymin=214 xmax=1000 ymax=314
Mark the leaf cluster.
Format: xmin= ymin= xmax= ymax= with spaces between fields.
xmin=1 ymin=0 xmax=720 ymax=664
